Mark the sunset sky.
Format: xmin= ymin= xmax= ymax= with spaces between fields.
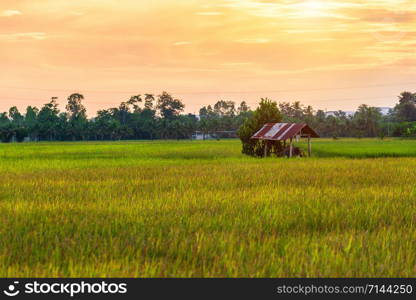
xmin=1 ymin=0 xmax=416 ymax=115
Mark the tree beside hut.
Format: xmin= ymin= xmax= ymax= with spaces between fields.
xmin=238 ymin=98 xmax=283 ymax=157
xmin=238 ymin=98 xmax=319 ymax=158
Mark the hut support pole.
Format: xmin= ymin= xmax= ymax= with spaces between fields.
xmin=264 ymin=141 xmax=268 ymax=157
xmin=289 ymin=138 xmax=293 ymax=158
xmin=308 ymin=136 xmax=311 ymax=157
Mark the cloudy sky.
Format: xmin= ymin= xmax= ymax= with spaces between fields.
xmin=1 ymin=0 xmax=416 ymax=114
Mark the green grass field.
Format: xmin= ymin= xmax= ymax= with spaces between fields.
xmin=1 ymin=138 xmax=416 ymax=277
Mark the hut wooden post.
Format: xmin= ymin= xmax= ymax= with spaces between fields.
xmin=307 ymin=135 xmax=311 ymax=157
xmin=264 ymin=140 xmax=268 ymax=157
xmin=289 ymin=138 xmax=293 ymax=158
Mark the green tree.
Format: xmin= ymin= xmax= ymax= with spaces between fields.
xmin=0 ymin=112 xmax=13 ymax=143
xmin=237 ymin=101 xmax=250 ymax=114
xmin=238 ymin=98 xmax=282 ymax=157
xmin=393 ymin=91 xmax=416 ymax=122
xmin=214 ymin=100 xmax=236 ymax=117
xmin=9 ymin=106 xmax=27 ymax=142
xmin=66 ymin=94 xmax=88 ymax=140
xmin=157 ymin=92 xmax=184 ymax=119
xmin=354 ymin=105 xmax=382 ymax=137
xmin=38 ymin=98 xmax=60 ymax=141
xmin=127 ymin=95 xmax=142 ymax=113
xmin=24 ymin=106 xmax=39 ymax=141
xmin=144 ymin=94 xmax=155 ymax=110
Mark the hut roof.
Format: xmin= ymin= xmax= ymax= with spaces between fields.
xmin=251 ymin=123 xmax=319 ymax=141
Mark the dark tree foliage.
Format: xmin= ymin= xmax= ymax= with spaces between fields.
xmin=393 ymin=92 xmax=416 ymax=122
xmin=238 ymin=98 xmax=282 ymax=157
xmin=157 ymin=92 xmax=184 ymax=119
xmin=25 ymin=106 xmax=39 ymax=141
xmin=198 ymin=100 xmax=251 ymax=140
xmin=0 ymin=112 xmax=13 ymax=142
xmin=37 ymin=98 xmax=60 ymax=141
xmin=1 ymin=90 xmax=416 ymax=143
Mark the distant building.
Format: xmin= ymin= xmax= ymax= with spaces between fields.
xmin=376 ymin=107 xmax=392 ymax=116
xmin=192 ymin=132 xmax=216 ymax=140
xmin=325 ymin=111 xmax=355 ymax=117
xmin=192 ymin=131 xmax=237 ymax=140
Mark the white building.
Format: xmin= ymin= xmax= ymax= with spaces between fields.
xmin=192 ymin=132 xmax=216 ymax=140
xmin=325 ymin=111 xmax=355 ymax=117
xmin=376 ymin=107 xmax=392 ymax=116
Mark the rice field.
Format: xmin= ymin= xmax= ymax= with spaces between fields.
xmin=0 ymin=138 xmax=416 ymax=277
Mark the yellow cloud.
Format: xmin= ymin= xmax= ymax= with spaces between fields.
xmin=236 ymin=38 xmax=270 ymax=44
xmin=1 ymin=9 xmax=21 ymax=17
xmin=0 ymin=32 xmax=47 ymax=41
xmin=196 ymin=12 xmax=223 ymax=16
xmin=173 ymin=41 xmax=193 ymax=46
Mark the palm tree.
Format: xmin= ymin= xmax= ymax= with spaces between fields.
xmin=354 ymin=105 xmax=382 ymax=137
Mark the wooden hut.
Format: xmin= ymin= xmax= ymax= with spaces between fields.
xmin=251 ymin=123 xmax=319 ymax=157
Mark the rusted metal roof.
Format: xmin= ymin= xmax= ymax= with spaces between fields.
xmin=251 ymin=123 xmax=319 ymax=141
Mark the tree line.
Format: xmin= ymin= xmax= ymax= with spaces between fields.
xmin=1 ymin=91 xmax=416 ymax=143
xmin=285 ymin=91 xmax=416 ymax=138
xmin=0 ymin=92 xmax=251 ymax=142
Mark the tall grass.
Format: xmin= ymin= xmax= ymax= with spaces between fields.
xmin=0 ymin=139 xmax=415 ymax=277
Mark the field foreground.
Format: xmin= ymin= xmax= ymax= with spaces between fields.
xmin=0 ymin=139 xmax=416 ymax=277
